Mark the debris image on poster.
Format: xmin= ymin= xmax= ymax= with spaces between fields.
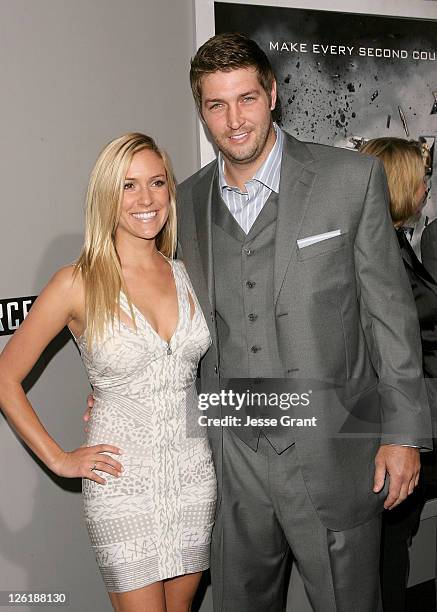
xmin=214 ymin=2 xmax=437 ymax=222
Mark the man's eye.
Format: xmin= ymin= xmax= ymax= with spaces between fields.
xmin=243 ymin=96 xmax=255 ymax=103
xmin=124 ymin=182 xmax=134 ymax=190
xmin=209 ymin=103 xmax=222 ymax=111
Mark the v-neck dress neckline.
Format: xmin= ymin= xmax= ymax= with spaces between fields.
xmin=119 ymin=257 xmax=182 ymax=351
xmin=71 ymin=257 xmax=196 ymax=358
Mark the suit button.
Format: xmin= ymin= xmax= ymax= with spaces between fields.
xmin=214 ymin=365 xmax=218 ymax=374
xmin=244 ymin=248 xmax=252 ymax=255
xmin=246 ymin=281 xmax=256 ymax=288
xmin=248 ymin=313 xmax=258 ymax=322
xmin=251 ymin=346 xmax=261 ymax=353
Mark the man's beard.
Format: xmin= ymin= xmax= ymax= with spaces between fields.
xmin=217 ymin=121 xmax=273 ymax=166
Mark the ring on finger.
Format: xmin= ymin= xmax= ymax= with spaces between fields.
xmin=90 ymin=463 xmax=97 ymax=472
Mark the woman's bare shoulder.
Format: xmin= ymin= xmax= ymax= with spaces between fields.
xmin=50 ymin=264 xmax=83 ymax=289
xmin=47 ymin=264 xmax=85 ymax=312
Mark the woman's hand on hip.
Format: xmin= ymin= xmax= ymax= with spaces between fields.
xmin=52 ymin=444 xmax=124 ymax=485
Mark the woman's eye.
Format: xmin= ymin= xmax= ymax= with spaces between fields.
xmin=153 ymin=180 xmax=166 ymax=187
xmin=124 ymin=182 xmax=134 ymax=190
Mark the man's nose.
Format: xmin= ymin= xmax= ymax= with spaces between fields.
xmin=227 ymin=104 xmax=244 ymax=130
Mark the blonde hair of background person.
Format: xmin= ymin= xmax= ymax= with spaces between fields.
xmin=360 ymin=137 xmax=427 ymax=226
xmin=76 ymin=132 xmax=177 ymax=347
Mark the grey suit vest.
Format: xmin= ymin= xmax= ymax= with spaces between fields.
xmin=212 ymin=180 xmax=283 ymax=378
xmin=212 ymin=180 xmax=291 ymax=450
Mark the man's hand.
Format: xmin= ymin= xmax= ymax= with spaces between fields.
xmin=373 ymin=445 xmax=420 ymax=510
xmin=83 ymin=393 xmax=95 ymax=432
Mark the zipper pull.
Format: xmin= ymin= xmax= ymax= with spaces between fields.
xmin=166 ymin=343 xmax=172 ymax=355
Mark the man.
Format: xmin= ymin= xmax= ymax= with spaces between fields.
xmin=175 ymin=33 xmax=431 ymax=612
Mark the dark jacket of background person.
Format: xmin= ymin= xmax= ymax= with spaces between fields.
xmin=421 ymin=218 xmax=437 ymax=285
xmin=420 ymin=218 xmax=437 ymax=439
xmin=399 ymin=228 xmax=437 ymax=490
xmin=398 ymin=228 xmax=437 ymax=380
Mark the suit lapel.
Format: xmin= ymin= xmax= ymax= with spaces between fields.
xmin=274 ymin=133 xmax=317 ymax=303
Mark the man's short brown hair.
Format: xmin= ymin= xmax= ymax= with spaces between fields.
xmin=190 ymin=32 xmax=276 ymax=113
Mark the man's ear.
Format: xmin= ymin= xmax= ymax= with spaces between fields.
xmin=270 ymin=79 xmax=277 ymax=111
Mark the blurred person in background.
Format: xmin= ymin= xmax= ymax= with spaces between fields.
xmin=361 ymin=137 xmax=437 ymax=612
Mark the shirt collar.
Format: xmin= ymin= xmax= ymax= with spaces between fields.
xmin=218 ymin=122 xmax=284 ymax=194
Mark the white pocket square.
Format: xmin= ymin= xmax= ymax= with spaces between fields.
xmin=297 ymin=229 xmax=341 ymax=249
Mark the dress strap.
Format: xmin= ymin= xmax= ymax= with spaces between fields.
xmin=175 ymin=262 xmax=201 ymax=305
xmin=171 ymin=260 xmax=188 ymax=306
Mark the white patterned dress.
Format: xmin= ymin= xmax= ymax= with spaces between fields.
xmin=73 ymin=259 xmax=216 ymax=592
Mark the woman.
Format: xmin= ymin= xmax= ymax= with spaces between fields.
xmin=0 ymin=133 xmax=216 ymax=612
xmin=360 ymin=137 xmax=437 ymax=612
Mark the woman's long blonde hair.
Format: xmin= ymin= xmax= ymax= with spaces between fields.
xmin=360 ymin=137 xmax=425 ymax=226
xmin=74 ymin=132 xmax=177 ymax=347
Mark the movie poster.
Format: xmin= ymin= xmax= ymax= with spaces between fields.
xmin=209 ymin=1 xmax=437 ymax=233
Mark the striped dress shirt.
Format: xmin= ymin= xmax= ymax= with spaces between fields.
xmin=218 ymin=123 xmax=284 ymax=234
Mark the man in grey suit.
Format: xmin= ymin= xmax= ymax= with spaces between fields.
xmin=176 ymin=33 xmax=431 ymax=612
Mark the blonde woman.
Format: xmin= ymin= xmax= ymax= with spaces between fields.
xmin=0 ymin=133 xmax=216 ymax=612
xmin=360 ymin=137 xmax=436 ymax=612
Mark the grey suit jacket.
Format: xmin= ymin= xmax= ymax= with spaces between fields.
xmin=177 ymin=131 xmax=432 ymax=531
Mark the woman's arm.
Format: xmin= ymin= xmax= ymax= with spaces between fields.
xmin=0 ymin=266 xmax=123 ymax=484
